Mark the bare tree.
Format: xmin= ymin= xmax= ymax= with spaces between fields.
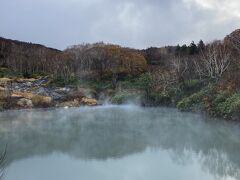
xmin=170 ymin=56 xmax=188 ymax=84
xmin=192 ymin=57 xmax=205 ymax=80
xmin=200 ymin=42 xmax=231 ymax=80
xmin=153 ymin=71 xmax=176 ymax=91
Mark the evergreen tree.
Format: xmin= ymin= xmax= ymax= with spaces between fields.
xmin=188 ymin=41 xmax=198 ymax=55
xmin=180 ymin=44 xmax=188 ymax=54
xmin=175 ymin=44 xmax=181 ymax=55
xmin=197 ymin=40 xmax=205 ymax=51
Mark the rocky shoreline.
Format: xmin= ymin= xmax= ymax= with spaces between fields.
xmin=0 ymin=77 xmax=98 ymax=111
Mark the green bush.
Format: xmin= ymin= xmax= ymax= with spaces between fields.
xmin=177 ymin=86 xmax=240 ymax=120
xmin=136 ymin=73 xmax=154 ymax=95
xmin=177 ymin=93 xmax=203 ymax=111
xmin=210 ymin=90 xmax=231 ymax=114
xmin=215 ymin=92 xmax=240 ymax=118
xmin=177 ymin=85 xmax=213 ymax=111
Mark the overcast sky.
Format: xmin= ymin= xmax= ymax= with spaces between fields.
xmin=0 ymin=0 xmax=240 ymax=50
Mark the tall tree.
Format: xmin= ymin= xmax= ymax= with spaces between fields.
xmin=175 ymin=44 xmax=181 ymax=55
xmin=197 ymin=40 xmax=205 ymax=51
xmin=200 ymin=42 xmax=231 ymax=80
xmin=188 ymin=41 xmax=198 ymax=55
xmin=180 ymin=44 xmax=188 ymax=54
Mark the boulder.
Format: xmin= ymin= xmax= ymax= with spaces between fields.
xmin=16 ymin=98 xmax=33 ymax=108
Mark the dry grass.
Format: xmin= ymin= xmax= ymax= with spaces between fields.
xmin=12 ymin=91 xmax=52 ymax=107
xmin=11 ymin=91 xmax=34 ymax=99
xmin=0 ymin=88 xmax=11 ymax=100
xmin=31 ymin=95 xmax=52 ymax=107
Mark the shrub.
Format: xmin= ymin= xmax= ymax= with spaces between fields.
xmin=177 ymin=93 xmax=203 ymax=111
xmin=210 ymin=90 xmax=231 ymax=115
xmin=136 ymin=73 xmax=154 ymax=96
xmin=177 ymin=85 xmax=213 ymax=111
xmin=215 ymin=92 xmax=240 ymax=118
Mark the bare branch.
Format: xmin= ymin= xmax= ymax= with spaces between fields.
xmin=200 ymin=42 xmax=231 ymax=80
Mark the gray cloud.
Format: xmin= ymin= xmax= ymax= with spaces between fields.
xmin=0 ymin=0 xmax=239 ymax=50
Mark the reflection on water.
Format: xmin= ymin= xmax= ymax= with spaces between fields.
xmin=0 ymin=105 xmax=240 ymax=180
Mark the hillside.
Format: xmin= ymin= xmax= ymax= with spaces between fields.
xmin=0 ymin=29 xmax=239 ymax=120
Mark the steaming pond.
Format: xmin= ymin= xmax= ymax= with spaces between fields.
xmin=0 ymin=105 xmax=240 ymax=180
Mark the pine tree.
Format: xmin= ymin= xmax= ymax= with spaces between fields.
xmin=180 ymin=44 xmax=188 ymax=54
xmin=188 ymin=41 xmax=198 ymax=55
xmin=175 ymin=44 xmax=181 ymax=55
xmin=197 ymin=40 xmax=205 ymax=51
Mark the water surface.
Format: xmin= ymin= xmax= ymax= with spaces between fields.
xmin=0 ymin=105 xmax=240 ymax=180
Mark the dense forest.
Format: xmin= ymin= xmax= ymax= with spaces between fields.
xmin=0 ymin=29 xmax=239 ymax=120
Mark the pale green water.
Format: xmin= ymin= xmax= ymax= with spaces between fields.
xmin=0 ymin=105 xmax=240 ymax=180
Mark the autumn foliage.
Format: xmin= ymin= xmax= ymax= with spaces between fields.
xmin=0 ymin=39 xmax=147 ymax=80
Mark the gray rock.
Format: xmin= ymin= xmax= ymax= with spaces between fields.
xmin=17 ymin=98 xmax=33 ymax=108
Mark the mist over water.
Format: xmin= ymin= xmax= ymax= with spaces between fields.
xmin=0 ymin=105 xmax=240 ymax=180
